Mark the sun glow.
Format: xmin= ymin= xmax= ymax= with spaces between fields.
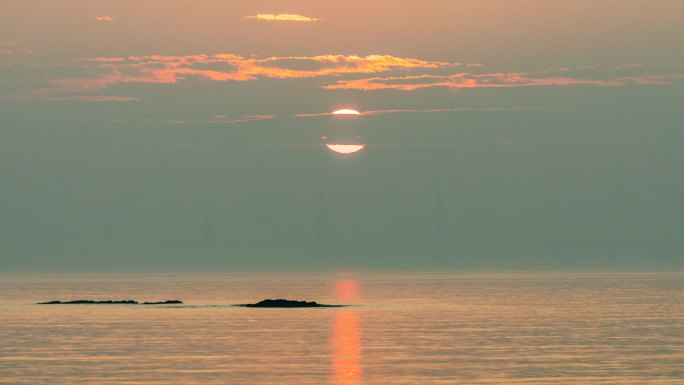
xmin=335 ymin=280 xmax=360 ymax=301
xmin=325 ymin=144 xmax=366 ymax=154
xmin=332 ymin=109 xmax=361 ymax=116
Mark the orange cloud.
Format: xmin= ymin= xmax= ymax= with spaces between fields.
xmin=3 ymin=94 xmax=137 ymax=102
xmin=295 ymin=106 xmax=552 ymax=117
xmin=323 ymin=69 xmax=684 ymax=91
xmin=116 ymin=54 xmax=453 ymax=80
xmin=165 ymin=114 xmax=276 ymax=124
xmin=41 ymin=54 xmax=456 ymax=97
xmin=12 ymin=54 xmax=682 ymax=102
xmin=94 ymin=16 xmax=115 ymax=22
xmin=244 ymin=14 xmax=319 ymax=22
xmin=112 ymin=114 xmax=275 ymax=125
xmin=43 ymin=95 xmax=136 ymax=102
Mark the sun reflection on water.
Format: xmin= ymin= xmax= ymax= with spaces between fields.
xmin=333 ymin=310 xmax=362 ymax=385
xmin=332 ymin=279 xmax=362 ymax=385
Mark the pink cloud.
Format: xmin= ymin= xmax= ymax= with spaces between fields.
xmin=94 ymin=16 xmax=115 ymax=22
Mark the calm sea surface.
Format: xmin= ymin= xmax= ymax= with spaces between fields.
xmin=1 ymin=272 xmax=683 ymax=384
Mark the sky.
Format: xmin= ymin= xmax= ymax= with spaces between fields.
xmin=1 ymin=0 xmax=683 ymax=272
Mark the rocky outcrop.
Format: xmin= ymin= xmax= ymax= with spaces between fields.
xmin=38 ymin=299 xmax=183 ymax=305
xmin=142 ymin=300 xmax=183 ymax=305
xmin=239 ymin=299 xmax=343 ymax=308
xmin=38 ymin=300 xmax=138 ymax=305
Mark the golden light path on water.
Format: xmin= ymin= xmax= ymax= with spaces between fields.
xmin=333 ymin=279 xmax=362 ymax=385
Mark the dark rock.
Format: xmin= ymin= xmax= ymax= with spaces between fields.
xmin=142 ymin=300 xmax=183 ymax=305
xmin=239 ymin=299 xmax=343 ymax=308
xmin=38 ymin=300 xmax=138 ymax=305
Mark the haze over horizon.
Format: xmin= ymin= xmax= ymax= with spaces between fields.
xmin=1 ymin=0 xmax=683 ymax=272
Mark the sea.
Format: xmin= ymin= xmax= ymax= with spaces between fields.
xmin=1 ymin=272 xmax=683 ymax=384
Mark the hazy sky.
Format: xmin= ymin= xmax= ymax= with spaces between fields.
xmin=1 ymin=0 xmax=683 ymax=271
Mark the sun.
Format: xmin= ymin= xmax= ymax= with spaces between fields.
xmin=325 ymin=144 xmax=365 ymax=154
xmin=332 ymin=109 xmax=361 ymax=116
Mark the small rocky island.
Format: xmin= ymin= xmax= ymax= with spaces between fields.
xmin=238 ymin=299 xmax=343 ymax=308
xmin=38 ymin=299 xmax=183 ymax=305
xmin=142 ymin=300 xmax=183 ymax=305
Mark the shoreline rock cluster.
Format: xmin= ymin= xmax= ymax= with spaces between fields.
xmin=38 ymin=298 xmax=345 ymax=308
